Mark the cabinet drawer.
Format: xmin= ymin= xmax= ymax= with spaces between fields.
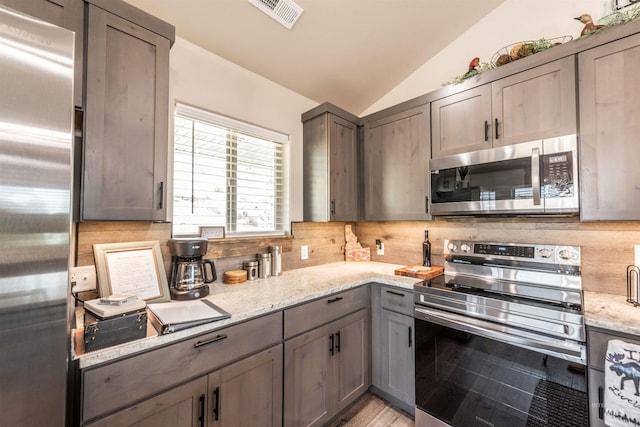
xmin=587 ymin=328 xmax=640 ymax=370
xmin=284 ymin=286 xmax=368 ymax=338
xmin=380 ymin=286 xmax=413 ymax=316
xmin=82 ymin=311 xmax=282 ymax=423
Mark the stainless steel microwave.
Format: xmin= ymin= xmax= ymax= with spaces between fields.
xmin=429 ymin=135 xmax=579 ymax=216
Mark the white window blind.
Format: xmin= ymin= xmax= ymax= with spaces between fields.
xmin=173 ymin=103 xmax=289 ymax=237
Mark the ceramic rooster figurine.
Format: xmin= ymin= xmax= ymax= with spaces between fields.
xmin=463 ymin=57 xmax=480 ymax=79
xmin=575 ymin=14 xmax=604 ymax=37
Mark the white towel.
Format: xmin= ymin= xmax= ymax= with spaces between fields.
xmin=604 ymin=339 xmax=640 ymax=426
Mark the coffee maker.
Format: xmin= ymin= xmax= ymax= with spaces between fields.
xmin=168 ymin=238 xmax=216 ymax=300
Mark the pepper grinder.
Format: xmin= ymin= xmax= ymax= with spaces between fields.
xmin=422 ymin=229 xmax=431 ymax=267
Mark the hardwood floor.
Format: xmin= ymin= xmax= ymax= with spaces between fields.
xmin=326 ymin=393 xmax=414 ymax=427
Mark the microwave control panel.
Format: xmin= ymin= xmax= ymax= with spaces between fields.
xmin=542 ymin=151 xmax=572 ymax=183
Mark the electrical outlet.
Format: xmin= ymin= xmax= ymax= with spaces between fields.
xmin=301 ymin=245 xmax=309 ymax=260
xmin=376 ymin=242 xmax=384 ymax=256
xmin=70 ymin=265 xmax=97 ymax=293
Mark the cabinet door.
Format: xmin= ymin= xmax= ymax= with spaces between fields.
xmin=333 ymin=309 xmax=369 ymax=414
xmin=579 ymin=34 xmax=640 ymax=220
xmin=492 ymin=56 xmax=576 ymax=147
xmin=284 ymin=325 xmax=331 ymax=427
xmin=377 ymin=310 xmax=414 ymax=406
xmin=329 ymin=114 xmax=359 ymax=221
xmin=303 ymin=113 xmax=358 ymax=222
xmin=83 ymin=4 xmax=169 ymax=220
xmin=431 ymin=85 xmax=492 ymax=158
xmin=85 ymin=377 xmax=207 ymax=427
xmin=210 ymin=345 xmax=283 ymax=427
xmin=588 ymin=368 xmax=605 ymax=427
xmin=362 ymin=104 xmax=431 ymax=220
xmin=0 ymin=0 xmax=84 ymax=107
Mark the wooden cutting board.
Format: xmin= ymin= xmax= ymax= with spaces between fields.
xmin=394 ymin=265 xmax=444 ymax=280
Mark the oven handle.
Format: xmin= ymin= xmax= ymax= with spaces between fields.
xmin=414 ymin=306 xmax=586 ymax=364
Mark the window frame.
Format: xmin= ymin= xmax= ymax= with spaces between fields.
xmin=172 ymin=103 xmax=290 ymax=238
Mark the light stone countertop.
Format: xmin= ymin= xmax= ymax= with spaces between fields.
xmin=76 ymin=261 xmax=421 ymax=369
xmin=75 ymin=261 xmax=640 ymax=369
xmin=584 ymin=290 xmax=640 ymax=336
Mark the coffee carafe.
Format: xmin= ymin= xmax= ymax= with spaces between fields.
xmin=169 ymin=238 xmax=216 ymax=300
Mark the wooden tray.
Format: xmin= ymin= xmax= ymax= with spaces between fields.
xmin=394 ymin=265 xmax=444 ymax=280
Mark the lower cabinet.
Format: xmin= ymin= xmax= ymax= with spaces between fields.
xmin=371 ymin=284 xmax=414 ymax=413
xmin=376 ymin=310 xmax=414 ymax=406
xmin=208 ymin=345 xmax=283 ymax=427
xmin=86 ymin=344 xmax=282 ymax=427
xmin=80 ymin=312 xmax=282 ymax=426
xmin=283 ymin=309 xmax=369 ymax=427
xmin=85 ymin=377 xmax=207 ymax=427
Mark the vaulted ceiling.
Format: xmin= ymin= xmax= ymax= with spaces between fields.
xmin=123 ymin=0 xmax=506 ymax=114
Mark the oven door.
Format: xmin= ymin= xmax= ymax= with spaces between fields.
xmin=414 ymin=307 xmax=588 ymax=427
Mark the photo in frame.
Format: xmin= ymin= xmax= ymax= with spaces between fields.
xmin=93 ymin=241 xmax=170 ymax=303
xmin=199 ymin=226 xmax=225 ymax=239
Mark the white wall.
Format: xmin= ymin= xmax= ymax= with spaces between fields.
xmin=168 ymin=0 xmax=611 ymax=223
xmin=168 ymin=37 xmax=318 ymax=224
xmin=362 ymin=0 xmax=607 ymax=115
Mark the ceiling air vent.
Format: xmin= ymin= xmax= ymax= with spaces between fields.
xmin=249 ymin=0 xmax=303 ymax=30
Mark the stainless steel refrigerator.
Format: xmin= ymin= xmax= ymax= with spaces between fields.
xmin=0 ymin=5 xmax=74 ymax=426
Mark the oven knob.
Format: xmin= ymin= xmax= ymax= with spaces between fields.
xmin=447 ymin=242 xmax=458 ymax=253
xmin=559 ymin=249 xmax=576 ymax=260
xmin=538 ymin=248 xmax=552 ymax=258
xmin=461 ymin=244 xmax=471 ymax=253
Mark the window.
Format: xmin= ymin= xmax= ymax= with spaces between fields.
xmin=173 ymin=103 xmax=289 ymax=237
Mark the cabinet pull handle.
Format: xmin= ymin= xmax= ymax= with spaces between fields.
xmin=194 ymin=334 xmax=228 ymax=348
xmin=598 ymin=386 xmax=604 ymax=419
xmin=386 ymin=290 xmax=405 ymax=297
xmin=330 ymin=199 xmax=336 ymax=216
xmin=213 ymin=386 xmax=220 ymax=421
xmin=158 ymin=181 xmax=164 ymax=209
xmin=425 ymin=196 xmax=429 ymax=214
xmin=327 ymin=296 xmax=343 ymax=304
xmin=198 ymin=394 xmax=206 ymax=427
xmin=408 ymin=326 xmax=412 ymax=348
xmin=329 ymin=333 xmax=335 ymax=356
xmin=495 ymin=118 xmax=500 ymax=139
xmin=484 ymin=120 xmax=489 ymax=141
xmin=335 ymin=331 xmax=341 ymax=353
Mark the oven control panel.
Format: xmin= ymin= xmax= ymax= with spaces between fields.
xmin=444 ymin=240 xmax=580 ymax=266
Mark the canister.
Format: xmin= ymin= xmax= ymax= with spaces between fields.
xmin=243 ymin=260 xmax=258 ymax=280
xmin=269 ymin=245 xmax=282 ymax=276
xmin=258 ymin=253 xmax=271 ymax=278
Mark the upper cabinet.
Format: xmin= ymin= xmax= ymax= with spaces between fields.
xmin=431 ymin=56 xmax=577 ymax=158
xmin=362 ymin=104 xmax=431 ymax=221
xmin=0 ymin=0 xmax=84 ymax=107
xmin=81 ymin=0 xmax=174 ymax=221
xmin=578 ymin=33 xmax=640 ymax=221
xmin=303 ymin=104 xmax=360 ymax=222
xmin=431 ymin=85 xmax=492 ymax=157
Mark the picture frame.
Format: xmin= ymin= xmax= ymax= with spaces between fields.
xmin=93 ymin=240 xmax=170 ymax=303
xmin=199 ymin=226 xmax=225 ymax=239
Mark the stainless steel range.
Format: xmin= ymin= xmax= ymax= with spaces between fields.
xmin=414 ymin=240 xmax=588 ymax=427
